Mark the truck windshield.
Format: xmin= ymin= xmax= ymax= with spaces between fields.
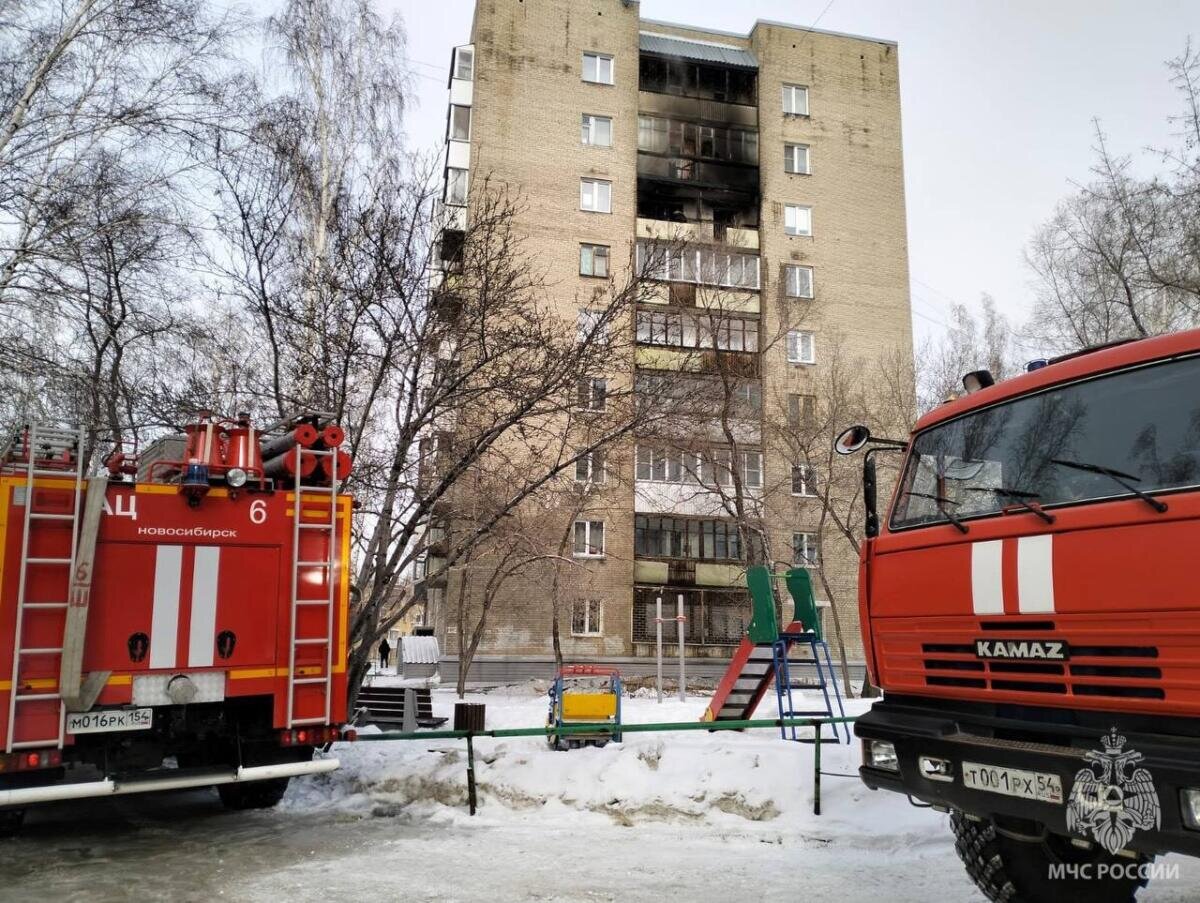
xmin=890 ymin=354 xmax=1200 ymax=530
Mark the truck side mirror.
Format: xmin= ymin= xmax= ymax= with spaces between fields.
xmin=835 ymin=425 xmax=872 ymax=455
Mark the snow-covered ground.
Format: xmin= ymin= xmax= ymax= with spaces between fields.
xmin=5 ymin=685 xmax=1200 ymax=901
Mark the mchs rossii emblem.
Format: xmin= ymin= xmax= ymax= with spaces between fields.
xmin=1066 ymin=729 xmax=1161 ymax=855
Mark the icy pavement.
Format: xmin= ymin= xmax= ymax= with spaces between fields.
xmin=3 ymin=687 xmax=1200 ymax=902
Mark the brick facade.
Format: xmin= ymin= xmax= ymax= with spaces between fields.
xmin=431 ymin=1 xmax=912 ymax=664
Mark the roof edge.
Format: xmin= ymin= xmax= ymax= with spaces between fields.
xmin=638 ymin=16 xmax=898 ymax=49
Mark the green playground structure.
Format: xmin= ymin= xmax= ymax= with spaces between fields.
xmin=703 ymin=565 xmax=849 ymax=743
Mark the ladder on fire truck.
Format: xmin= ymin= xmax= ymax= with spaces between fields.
xmin=286 ymin=432 xmax=340 ymax=728
xmin=4 ymin=425 xmax=84 ymax=751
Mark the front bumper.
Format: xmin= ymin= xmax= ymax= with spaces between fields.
xmin=856 ymin=695 xmax=1200 ymax=857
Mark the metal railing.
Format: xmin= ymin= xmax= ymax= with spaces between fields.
xmin=356 ymin=715 xmax=858 ymax=816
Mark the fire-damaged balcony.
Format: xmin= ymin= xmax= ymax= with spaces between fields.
xmin=637 ymin=33 xmax=760 ymax=229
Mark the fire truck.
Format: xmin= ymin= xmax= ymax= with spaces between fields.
xmin=0 ymin=412 xmax=353 ymax=832
xmin=840 ymin=328 xmax=1200 ymax=901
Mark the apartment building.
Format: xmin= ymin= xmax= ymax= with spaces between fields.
xmin=425 ymin=0 xmax=912 ymax=665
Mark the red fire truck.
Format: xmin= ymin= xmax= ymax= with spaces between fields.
xmin=842 ymin=328 xmax=1200 ymax=901
xmin=0 ymin=413 xmax=352 ymax=832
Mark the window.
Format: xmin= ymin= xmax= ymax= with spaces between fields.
xmin=787 ymin=330 xmax=816 ymax=364
xmin=580 ymin=243 xmax=610 ymax=277
xmin=453 ymin=47 xmax=474 ymax=81
xmin=574 ymin=520 xmax=605 ymax=557
xmin=445 ymin=168 xmax=468 ymax=206
xmin=735 ymin=381 xmax=762 ymax=414
xmin=784 ymin=143 xmax=810 ymax=174
xmin=635 ymin=310 xmax=759 ymax=352
xmin=740 ymin=451 xmax=762 ymax=488
xmin=788 ymin=393 xmax=816 ymax=428
xmin=635 ymin=241 xmax=760 ymax=290
xmin=572 ymin=599 xmax=603 ymax=636
xmin=580 ymin=178 xmax=612 ymax=213
xmin=783 ymin=84 xmax=809 ymax=115
xmin=581 ymin=114 xmax=613 ymax=146
xmin=784 ymin=204 xmax=812 ymax=236
xmin=634 ymin=516 xmax=744 ymax=561
xmin=583 ymin=52 xmax=614 ymax=85
xmin=575 ymin=450 xmax=606 ymax=483
xmin=793 ymin=532 xmax=820 ymax=568
xmin=701 ymin=448 xmax=733 ymax=487
xmin=890 ymin=354 xmax=1200 ymax=531
xmin=577 ymin=308 xmax=607 ymax=343
xmin=792 ymin=464 xmax=817 ymax=496
xmin=449 ymin=105 xmax=471 ymax=141
xmin=577 ymin=377 xmax=607 ymax=411
xmin=786 ymin=265 xmax=814 ymax=299
xmin=636 ymin=446 xmax=696 ymax=483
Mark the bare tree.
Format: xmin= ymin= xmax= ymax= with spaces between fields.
xmin=918 ymin=295 xmax=1014 ymax=412
xmin=0 ymin=0 xmax=238 ymax=305
xmin=768 ymin=333 xmax=915 ymax=697
xmin=1025 ymin=42 xmax=1200 ymax=352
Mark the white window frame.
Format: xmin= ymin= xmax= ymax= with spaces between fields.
xmin=449 ymin=105 xmax=471 ymax=141
xmin=580 ymin=178 xmax=612 ymax=213
xmin=793 ymin=531 xmax=820 ymax=568
xmin=786 ymin=265 xmax=814 ymax=299
xmin=576 ymin=376 xmax=607 ymax=412
xmin=581 ymin=113 xmax=613 ymax=147
xmin=582 ymin=52 xmax=614 ymax=85
xmin=784 ymin=204 xmax=812 ymax=237
xmin=573 ymin=520 xmax=606 ymax=558
xmin=445 ymin=167 xmax=468 ymax=206
xmin=783 ymin=84 xmax=809 ymax=115
xmin=571 ymin=599 xmax=603 ymax=636
xmin=453 ymin=47 xmax=474 ymax=81
xmin=791 ymin=463 xmax=817 ymax=497
xmin=577 ymin=308 xmax=608 ymax=343
xmin=575 ymin=450 xmax=606 ymax=484
xmin=580 ymin=243 xmax=610 ymax=278
xmin=784 ymin=143 xmax=810 ymax=174
xmin=740 ymin=451 xmax=763 ymax=488
xmin=787 ymin=330 xmax=816 ymax=365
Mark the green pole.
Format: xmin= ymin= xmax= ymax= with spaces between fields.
xmin=466 ymin=732 xmax=477 ymax=816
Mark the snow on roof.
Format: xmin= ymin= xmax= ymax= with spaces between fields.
xmin=401 ymin=635 xmax=440 ymax=664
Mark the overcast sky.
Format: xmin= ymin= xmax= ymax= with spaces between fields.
xmin=384 ymin=0 xmax=1200 ymax=356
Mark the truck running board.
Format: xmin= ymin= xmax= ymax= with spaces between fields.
xmin=0 ymin=757 xmax=339 ymax=808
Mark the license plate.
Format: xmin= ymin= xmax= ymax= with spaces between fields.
xmin=962 ymin=761 xmax=1064 ymax=804
xmin=66 ymin=708 xmax=153 ymax=735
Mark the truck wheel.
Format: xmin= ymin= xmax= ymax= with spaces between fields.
xmin=0 ymin=808 xmax=25 ymax=837
xmin=951 ymin=812 xmax=1149 ymax=903
xmin=217 ymin=777 xmax=290 ymax=811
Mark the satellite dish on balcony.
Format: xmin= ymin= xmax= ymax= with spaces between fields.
xmin=834 ymin=425 xmax=872 ymax=455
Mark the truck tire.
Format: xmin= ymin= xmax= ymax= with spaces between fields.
xmin=951 ymin=812 xmax=1149 ymax=903
xmin=216 ymin=743 xmax=311 ymax=811
xmin=217 ymin=777 xmax=290 ymax=811
xmin=0 ymin=808 xmax=25 ymax=837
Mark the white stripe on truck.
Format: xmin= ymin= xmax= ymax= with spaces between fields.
xmin=149 ymin=545 xmax=182 ymax=668
xmin=1017 ymin=535 xmax=1056 ymax=613
xmin=188 ymin=546 xmax=220 ymax=667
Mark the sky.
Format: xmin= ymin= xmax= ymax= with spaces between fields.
xmin=384 ymin=0 xmax=1200 ymax=355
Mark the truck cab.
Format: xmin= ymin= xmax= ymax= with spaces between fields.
xmin=848 ymin=329 xmax=1200 ymax=902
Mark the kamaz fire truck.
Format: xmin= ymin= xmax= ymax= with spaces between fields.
xmin=840 ymin=328 xmax=1200 ymax=901
xmin=0 ymin=412 xmax=352 ymax=832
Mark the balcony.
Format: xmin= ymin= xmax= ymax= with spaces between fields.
xmin=636 ymin=217 xmax=758 ymax=250
xmin=636 ymin=154 xmax=759 ymax=196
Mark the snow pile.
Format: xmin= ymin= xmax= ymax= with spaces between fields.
xmin=284 ymin=686 xmax=947 ymax=846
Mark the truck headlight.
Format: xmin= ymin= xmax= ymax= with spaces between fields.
xmin=866 ymin=739 xmax=899 ymax=772
xmin=1181 ymin=789 xmax=1200 ymax=830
